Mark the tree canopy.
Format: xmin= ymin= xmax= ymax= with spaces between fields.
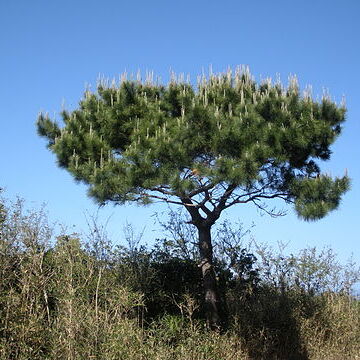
xmin=37 ymin=67 xmax=349 ymax=222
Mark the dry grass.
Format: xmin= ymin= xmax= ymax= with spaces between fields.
xmin=0 ymin=197 xmax=359 ymax=360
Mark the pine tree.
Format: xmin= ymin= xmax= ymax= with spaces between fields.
xmin=37 ymin=67 xmax=349 ymax=328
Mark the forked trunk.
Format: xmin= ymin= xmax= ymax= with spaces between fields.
xmin=197 ymin=224 xmax=221 ymax=329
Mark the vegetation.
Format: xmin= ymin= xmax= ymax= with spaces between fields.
xmin=0 ymin=193 xmax=359 ymax=360
xmin=37 ymin=67 xmax=349 ymax=327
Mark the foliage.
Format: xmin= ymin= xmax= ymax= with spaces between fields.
xmin=37 ymin=67 xmax=349 ymax=221
xmin=0 ymin=195 xmax=359 ymax=359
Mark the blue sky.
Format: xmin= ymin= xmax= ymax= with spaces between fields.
xmin=1 ymin=0 xmax=359 ymax=264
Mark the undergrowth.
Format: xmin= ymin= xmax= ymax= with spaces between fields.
xmin=0 ymin=195 xmax=359 ymax=359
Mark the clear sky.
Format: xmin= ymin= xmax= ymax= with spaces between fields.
xmin=1 ymin=0 xmax=359 ymax=264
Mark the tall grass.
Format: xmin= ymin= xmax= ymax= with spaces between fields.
xmin=0 ymin=195 xmax=359 ymax=359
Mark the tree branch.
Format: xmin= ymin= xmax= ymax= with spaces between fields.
xmin=223 ymin=192 xmax=289 ymax=210
xmin=180 ymin=196 xmax=204 ymax=225
xmin=207 ymin=183 xmax=237 ymax=225
xmin=188 ymin=182 xmax=216 ymax=198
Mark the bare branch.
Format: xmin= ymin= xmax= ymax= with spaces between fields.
xmin=223 ymin=191 xmax=289 ymax=211
xmin=251 ymin=199 xmax=287 ymax=217
xmin=208 ymin=183 xmax=237 ymax=224
xmin=188 ymin=182 xmax=216 ymax=198
xmin=138 ymin=193 xmax=185 ymax=206
xmin=180 ymin=196 xmax=204 ymax=225
xmin=150 ymin=186 xmax=176 ymax=196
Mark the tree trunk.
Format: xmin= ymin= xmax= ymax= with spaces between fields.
xmin=197 ymin=223 xmax=221 ymax=329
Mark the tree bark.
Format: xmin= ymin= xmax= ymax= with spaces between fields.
xmin=197 ymin=223 xmax=221 ymax=329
